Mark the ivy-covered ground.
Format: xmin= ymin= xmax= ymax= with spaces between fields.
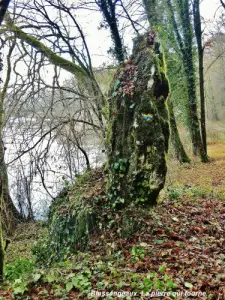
xmin=0 ymin=140 xmax=225 ymax=299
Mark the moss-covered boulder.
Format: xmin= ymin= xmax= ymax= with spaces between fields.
xmin=32 ymin=169 xmax=105 ymax=265
xmin=107 ymin=31 xmax=170 ymax=207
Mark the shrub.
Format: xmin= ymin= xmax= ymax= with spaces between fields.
xmin=5 ymin=258 xmax=35 ymax=281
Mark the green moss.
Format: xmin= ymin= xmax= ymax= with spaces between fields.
xmin=0 ymin=217 xmax=4 ymax=283
xmin=7 ymin=24 xmax=86 ymax=79
xmin=32 ymin=199 xmax=96 ymax=265
xmin=106 ymin=32 xmax=170 ymax=208
xmin=32 ymin=168 xmax=106 ymax=265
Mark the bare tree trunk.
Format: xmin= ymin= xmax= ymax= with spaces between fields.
xmin=207 ymin=77 xmax=219 ymax=121
xmin=183 ymin=56 xmax=204 ymax=157
xmin=166 ymin=0 xmax=207 ymax=162
xmin=0 ymin=220 xmax=3 ymax=283
xmin=193 ymin=0 xmax=207 ymax=156
xmin=220 ymin=0 xmax=225 ymax=9
xmin=143 ymin=0 xmax=189 ymax=164
xmin=107 ymin=32 xmax=169 ymax=207
xmin=96 ymin=0 xmax=125 ymax=63
xmin=0 ymin=0 xmax=11 ymax=26
xmin=168 ymin=98 xmax=190 ymax=163
xmin=0 ymin=51 xmax=5 ymax=284
xmin=0 ymin=0 xmax=12 ymax=280
xmin=0 ymin=41 xmax=24 ymax=235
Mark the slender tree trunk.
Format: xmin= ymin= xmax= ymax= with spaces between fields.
xmin=0 ymin=0 xmax=11 ymax=26
xmin=0 ymin=223 xmax=3 ymax=283
xmin=0 ymin=0 xmax=12 ymax=281
xmin=0 ymin=41 xmax=24 ymax=235
xmin=97 ymin=0 xmax=125 ymax=63
xmin=1 ymin=159 xmax=23 ymax=234
xmin=183 ymin=54 xmax=207 ymax=162
xmin=143 ymin=0 xmax=158 ymax=26
xmin=107 ymin=32 xmax=169 ymax=207
xmin=0 ymin=52 xmax=4 ymax=284
xmin=0 ymin=134 xmax=5 ymax=284
xmin=166 ymin=0 xmax=207 ymax=162
xmin=193 ymin=0 xmax=207 ymax=156
xmin=168 ymin=98 xmax=190 ymax=163
xmin=182 ymin=0 xmax=202 ymax=158
xmin=143 ymin=0 xmax=190 ymax=164
xmin=199 ymin=50 xmax=207 ymax=153
xmin=208 ymin=77 xmax=219 ymax=121
xmin=220 ymin=0 xmax=225 ymax=9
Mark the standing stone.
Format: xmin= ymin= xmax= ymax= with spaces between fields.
xmin=107 ymin=31 xmax=170 ymax=207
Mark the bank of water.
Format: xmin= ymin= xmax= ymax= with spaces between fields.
xmin=4 ymin=125 xmax=105 ymax=218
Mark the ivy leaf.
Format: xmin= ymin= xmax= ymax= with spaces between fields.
xmin=46 ymin=274 xmax=55 ymax=283
xmin=184 ymin=282 xmax=193 ymax=289
xmin=66 ymin=281 xmax=73 ymax=292
xmin=119 ymin=198 xmax=125 ymax=203
xmin=158 ymin=265 xmax=166 ymax=273
xmin=155 ymin=239 xmax=164 ymax=244
xmin=113 ymin=163 xmax=120 ymax=169
xmin=13 ymin=286 xmax=27 ymax=295
xmin=72 ymin=276 xmax=79 ymax=286
xmin=96 ymin=281 xmax=105 ymax=288
xmin=33 ymin=273 xmax=41 ymax=282
xmin=113 ymin=79 xmax=120 ymax=91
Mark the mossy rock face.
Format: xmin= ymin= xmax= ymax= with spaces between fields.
xmin=32 ymin=200 xmax=96 ymax=265
xmin=107 ymin=31 xmax=170 ymax=207
xmin=32 ymin=169 xmax=105 ymax=265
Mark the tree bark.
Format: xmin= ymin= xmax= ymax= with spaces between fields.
xmin=1 ymin=156 xmax=23 ymax=234
xmin=96 ymin=0 xmax=125 ymax=63
xmin=167 ymin=0 xmax=207 ymax=162
xmin=143 ymin=0 xmax=189 ymax=164
xmin=0 ymin=0 xmax=11 ymax=26
xmin=0 ymin=41 xmax=24 ymax=235
xmin=0 ymin=52 xmax=4 ymax=284
xmin=220 ymin=0 xmax=225 ymax=9
xmin=207 ymin=77 xmax=219 ymax=121
xmin=0 ymin=0 xmax=12 ymax=281
xmin=107 ymin=32 xmax=169 ymax=207
xmin=168 ymin=98 xmax=190 ymax=163
xmin=193 ymin=0 xmax=207 ymax=156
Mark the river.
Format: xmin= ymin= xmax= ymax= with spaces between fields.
xmin=4 ymin=121 xmax=105 ymax=218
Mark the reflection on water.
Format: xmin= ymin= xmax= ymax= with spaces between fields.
xmin=4 ymin=124 xmax=105 ymax=218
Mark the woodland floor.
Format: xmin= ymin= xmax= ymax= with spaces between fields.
xmin=1 ymin=137 xmax=225 ymax=299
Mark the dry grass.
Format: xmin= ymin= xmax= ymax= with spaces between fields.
xmin=6 ymin=222 xmax=45 ymax=263
xmin=207 ymin=121 xmax=225 ymax=144
xmin=167 ymin=121 xmax=225 ymax=197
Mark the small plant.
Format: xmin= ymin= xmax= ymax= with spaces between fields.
xmin=168 ymin=188 xmax=182 ymax=200
xmin=5 ymin=258 xmax=35 ymax=281
xmin=32 ymin=201 xmax=95 ymax=265
xmin=65 ymin=269 xmax=92 ymax=294
xmin=12 ymin=278 xmax=29 ymax=295
xmin=113 ymin=158 xmax=128 ymax=173
xmin=131 ymin=246 xmax=145 ymax=259
xmin=140 ymin=270 xmax=177 ymax=293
